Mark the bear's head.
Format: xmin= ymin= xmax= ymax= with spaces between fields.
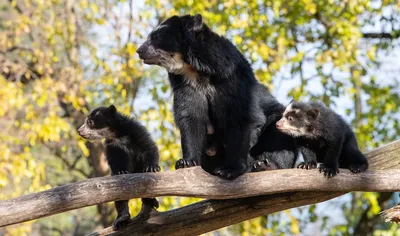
xmin=136 ymin=14 xmax=205 ymax=74
xmin=276 ymin=101 xmax=320 ymax=138
xmin=77 ymin=105 xmax=117 ymax=140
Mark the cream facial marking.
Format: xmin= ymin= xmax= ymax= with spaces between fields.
xmin=283 ymin=104 xmax=301 ymax=117
xmin=158 ymin=52 xmax=199 ymax=82
xmin=159 ymin=52 xmax=185 ymax=73
xmin=78 ymin=125 xmax=115 ymax=140
xmin=282 ymin=103 xmax=293 ymax=117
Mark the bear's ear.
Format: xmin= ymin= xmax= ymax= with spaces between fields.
xmin=167 ymin=15 xmax=181 ymax=25
xmin=108 ymin=105 xmax=117 ymax=117
xmin=192 ymin=14 xmax=203 ymax=31
xmin=307 ymin=108 xmax=319 ymax=120
xmin=289 ymin=99 xmax=296 ymax=104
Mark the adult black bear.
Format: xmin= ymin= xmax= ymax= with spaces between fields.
xmin=78 ymin=105 xmax=160 ymax=228
xmin=137 ymin=14 xmax=285 ymax=179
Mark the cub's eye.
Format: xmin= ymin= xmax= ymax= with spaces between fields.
xmin=288 ymin=116 xmax=294 ymax=122
xmin=87 ymin=119 xmax=94 ymax=127
xmin=152 ymin=34 xmax=161 ymax=41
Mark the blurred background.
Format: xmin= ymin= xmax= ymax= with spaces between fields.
xmin=0 ymin=0 xmax=399 ymax=235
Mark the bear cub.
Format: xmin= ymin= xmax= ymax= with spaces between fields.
xmin=78 ymin=105 xmax=160 ymax=229
xmin=275 ymin=100 xmax=369 ymax=178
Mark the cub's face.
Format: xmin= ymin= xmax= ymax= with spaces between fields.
xmin=276 ymin=102 xmax=319 ymax=138
xmin=136 ymin=14 xmax=203 ymax=73
xmin=77 ymin=105 xmax=117 ymax=140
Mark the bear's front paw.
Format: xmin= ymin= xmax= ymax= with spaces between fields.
xmin=349 ymin=163 xmax=368 ymax=173
xmin=297 ymin=161 xmax=317 ymax=170
xmin=175 ymin=159 xmax=198 ymax=169
xmin=113 ymin=214 xmax=130 ymax=230
xmin=319 ymin=164 xmax=339 ymax=178
xmin=143 ymin=164 xmax=161 ymax=173
xmin=213 ymin=166 xmax=246 ymax=180
xmin=252 ymin=159 xmax=270 ymax=172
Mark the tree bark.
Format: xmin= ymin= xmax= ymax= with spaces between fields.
xmin=0 ymin=141 xmax=400 ymax=234
xmin=380 ymin=204 xmax=400 ymax=224
xmin=91 ymin=139 xmax=400 ymax=235
xmin=89 ymin=191 xmax=344 ymax=236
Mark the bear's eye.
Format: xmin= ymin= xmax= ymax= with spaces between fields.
xmin=152 ymin=34 xmax=161 ymax=41
xmin=87 ymin=119 xmax=94 ymax=127
xmin=288 ymin=116 xmax=294 ymax=122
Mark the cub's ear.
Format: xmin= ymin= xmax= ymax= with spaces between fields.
xmin=108 ymin=105 xmax=117 ymax=116
xmin=307 ymin=108 xmax=319 ymax=120
xmin=289 ymin=98 xmax=296 ymax=104
xmin=192 ymin=14 xmax=203 ymax=31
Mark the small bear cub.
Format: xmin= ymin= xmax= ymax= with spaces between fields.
xmin=276 ymin=100 xmax=369 ymax=178
xmin=77 ymin=105 xmax=160 ymax=229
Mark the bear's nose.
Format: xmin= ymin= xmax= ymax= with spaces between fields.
xmin=136 ymin=45 xmax=145 ymax=57
xmin=77 ymin=125 xmax=84 ymax=135
xmin=276 ymin=120 xmax=283 ymax=129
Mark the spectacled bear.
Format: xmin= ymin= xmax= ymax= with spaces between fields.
xmin=276 ymin=100 xmax=369 ymax=178
xmin=137 ymin=14 xmax=287 ymax=179
xmin=77 ymin=105 xmax=160 ymax=229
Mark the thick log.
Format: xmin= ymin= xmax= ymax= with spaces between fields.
xmin=89 ymin=191 xmax=344 ymax=236
xmin=0 ymin=140 xmax=399 ymax=230
xmin=92 ymin=140 xmax=400 ymax=235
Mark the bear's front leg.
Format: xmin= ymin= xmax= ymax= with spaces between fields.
xmin=213 ymin=125 xmax=249 ymax=180
xmin=175 ymin=120 xmax=207 ymax=169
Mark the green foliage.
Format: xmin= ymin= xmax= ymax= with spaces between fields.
xmin=0 ymin=0 xmax=399 ymax=235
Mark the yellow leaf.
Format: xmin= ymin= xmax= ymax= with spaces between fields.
xmin=78 ymin=140 xmax=89 ymax=156
xmin=91 ymin=3 xmax=99 ymax=14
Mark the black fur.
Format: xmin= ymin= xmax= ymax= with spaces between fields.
xmin=276 ymin=101 xmax=369 ymax=178
xmin=137 ymin=14 xmax=286 ymax=179
xmin=249 ymin=111 xmax=300 ymax=172
xmin=77 ymin=105 xmax=160 ymax=229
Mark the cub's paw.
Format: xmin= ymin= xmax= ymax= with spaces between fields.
xmin=175 ymin=159 xmax=198 ymax=169
xmin=213 ymin=166 xmax=246 ymax=180
xmin=349 ymin=163 xmax=369 ymax=173
xmin=144 ymin=164 xmax=161 ymax=173
xmin=252 ymin=159 xmax=270 ymax=172
xmin=142 ymin=198 xmax=159 ymax=209
xmin=297 ymin=161 xmax=317 ymax=170
xmin=113 ymin=214 xmax=130 ymax=230
xmin=319 ymin=164 xmax=339 ymax=178
xmin=115 ymin=171 xmax=129 ymax=175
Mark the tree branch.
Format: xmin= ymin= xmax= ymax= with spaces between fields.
xmin=90 ymin=191 xmax=344 ymax=236
xmin=380 ymin=204 xmax=400 ymax=224
xmin=0 ymin=140 xmax=398 ymax=232
xmin=0 ymin=46 xmax=33 ymax=55
xmin=362 ymin=32 xmax=398 ymax=39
